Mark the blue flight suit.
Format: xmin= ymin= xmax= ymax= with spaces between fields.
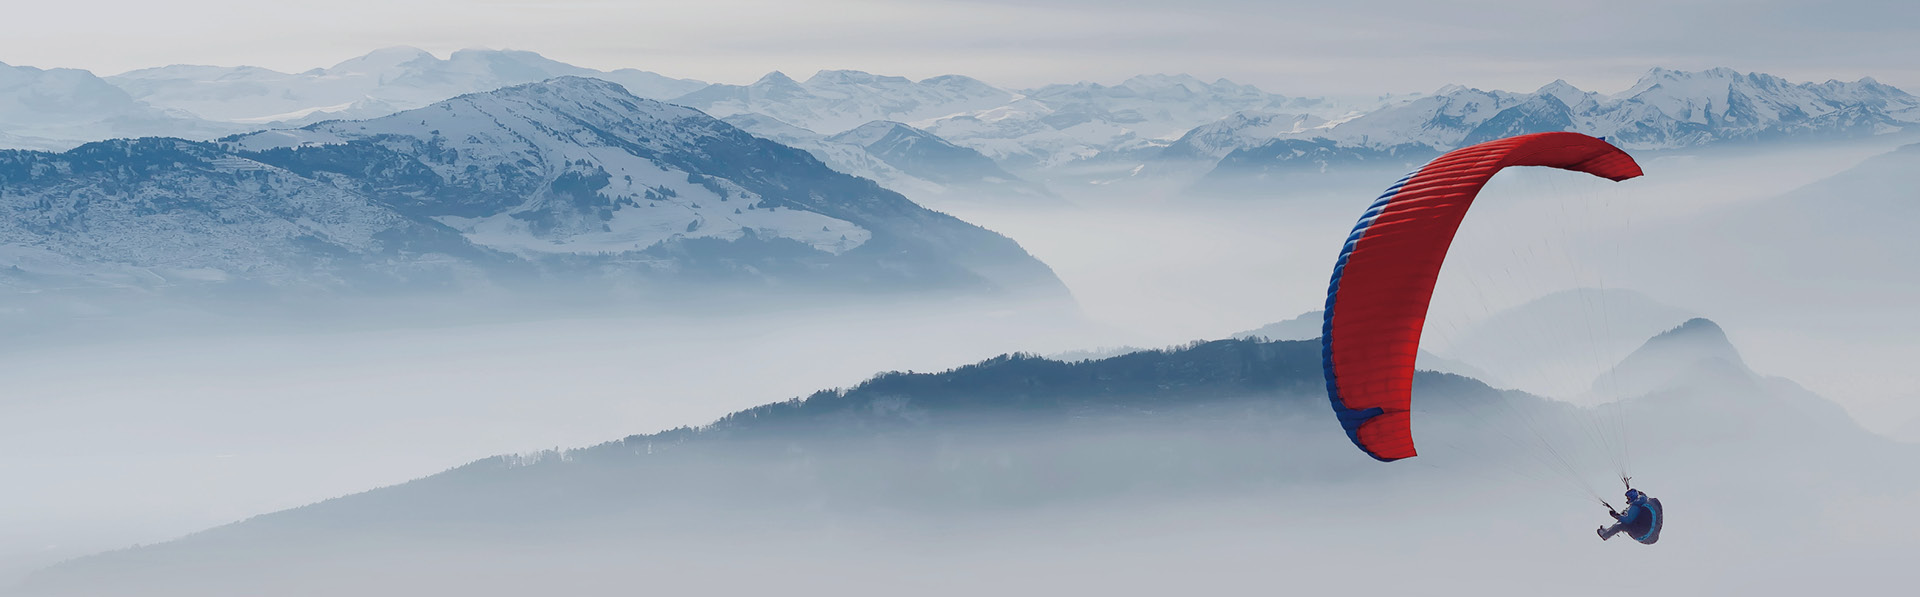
xmin=1598 ymin=490 xmax=1663 ymax=544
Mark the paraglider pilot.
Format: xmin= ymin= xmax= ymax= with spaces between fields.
xmin=1597 ymin=488 xmax=1662 ymax=544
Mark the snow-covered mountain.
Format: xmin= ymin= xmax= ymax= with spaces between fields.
xmin=0 ymin=77 xmax=1064 ymax=301
xmin=1020 ymin=74 xmax=1335 ymax=141
xmin=0 ymin=61 xmax=244 ymax=150
xmin=109 ymin=47 xmax=708 ymax=125
xmin=1597 ymin=68 xmax=1919 ymax=148
xmin=918 ymin=75 xmax=1395 ymax=176
xmin=0 ymin=48 xmax=705 ymax=151
xmin=681 ymin=71 xmax=1394 ymax=180
xmin=0 ymin=137 xmax=495 ymax=293
xmin=827 ymin=120 xmax=1049 ymax=198
xmin=718 ymin=113 xmax=918 ymax=190
xmin=915 ymin=96 xmax=1156 ymax=172
xmin=1200 ymin=68 xmax=1920 ymax=188
xmin=1157 ymin=111 xmax=1329 ymax=163
xmin=1316 ymin=69 xmax=1920 ymax=151
xmin=673 ymin=70 xmax=1015 ymax=135
xmin=720 ymin=114 xmax=1049 ymax=203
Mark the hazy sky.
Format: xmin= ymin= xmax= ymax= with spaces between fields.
xmin=5 ymin=0 xmax=1917 ymax=96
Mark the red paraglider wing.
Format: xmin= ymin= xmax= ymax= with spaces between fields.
xmin=1321 ymin=132 xmax=1643 ymax=462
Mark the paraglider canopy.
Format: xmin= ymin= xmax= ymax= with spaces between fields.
xmin=1321 ymin=132 xmax=1644 ymax=462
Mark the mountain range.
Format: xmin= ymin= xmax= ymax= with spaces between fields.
xmin=0 ymin=48 xmax=706 ymax=151
xmin=673 ymin=70 xmax=1016 ymax=136
xmin=910 ymin=75 xmax=1397 ymax=176
xmin=1197 ymin=68 xmax=1920 ymax=190
xmin=673 ymin=71 xmax=1400 ymax=190
xmin=112 ymin=47 xmax=708 ymax=124
xmin=8 ymin=48 xmax=1916 ymax=198
xmin=0 ymin=77 xmax=1065 ymax=306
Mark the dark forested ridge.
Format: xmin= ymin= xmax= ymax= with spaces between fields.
xmin=23 ymin=326 xmax=1920 ymax=596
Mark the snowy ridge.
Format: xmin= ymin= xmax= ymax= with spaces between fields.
xmin=110 ymin=47 xmax=708 ymax=125
xmin=233 ymin=77 xmax=868 ymax=256
xmin=0 ymin=48 xmax=705 ymax=150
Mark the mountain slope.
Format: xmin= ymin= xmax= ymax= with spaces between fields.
xmin=0 ymin=137 xmax=495 ymax=292
xmin=231 ymin=77 xmax=1065 ymax=296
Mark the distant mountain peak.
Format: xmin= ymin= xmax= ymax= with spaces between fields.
xmin=679 ymin=69 xmax=1017 ymax=135
xmin=1233 ymin=311 xmax=1323 ymax=342
xmin=1536 ymin=78 xmax=1582 ymax=94
xmin=359 ymin=45 xmax=433 ymax=58
xmin=1637 ymin=66 xmax=1741 ymax=80
xmin=1653 ymin=317 xmax=1728 ymax=341
xmin=521 ymin=74 xmax=623 ymax=93
xmin=807 ymin=70 xmax=911 ymax=86
xmin=1534 ymin=79 xmax=1592 ymax=110
xmin=1126 ymin=73 xmax=1204 ymax=85
xmin=448 ymin=47 xmax=538 ymax=58
xmin=329 ymin=46 xmax=436 ymax=72
xmin=1600 ymin=317 xmax=1749 ymax=398
xmin=830 ymin=119 xmax=913 ymax=142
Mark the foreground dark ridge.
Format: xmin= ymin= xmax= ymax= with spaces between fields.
xmin=24 ymin=325 xmax=1916 ymax=597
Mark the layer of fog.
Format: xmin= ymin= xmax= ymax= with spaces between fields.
xmin=6 ymin=135 xmax=1917 ymax=585
xmin=27 ymin=489 xmax=1913 ymax=597
xmin=943 ymin=137 xmax=1918 ymax=427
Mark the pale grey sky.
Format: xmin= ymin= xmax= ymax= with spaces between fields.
xmin=4 ymin=0 xmax=1917 ymax=96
